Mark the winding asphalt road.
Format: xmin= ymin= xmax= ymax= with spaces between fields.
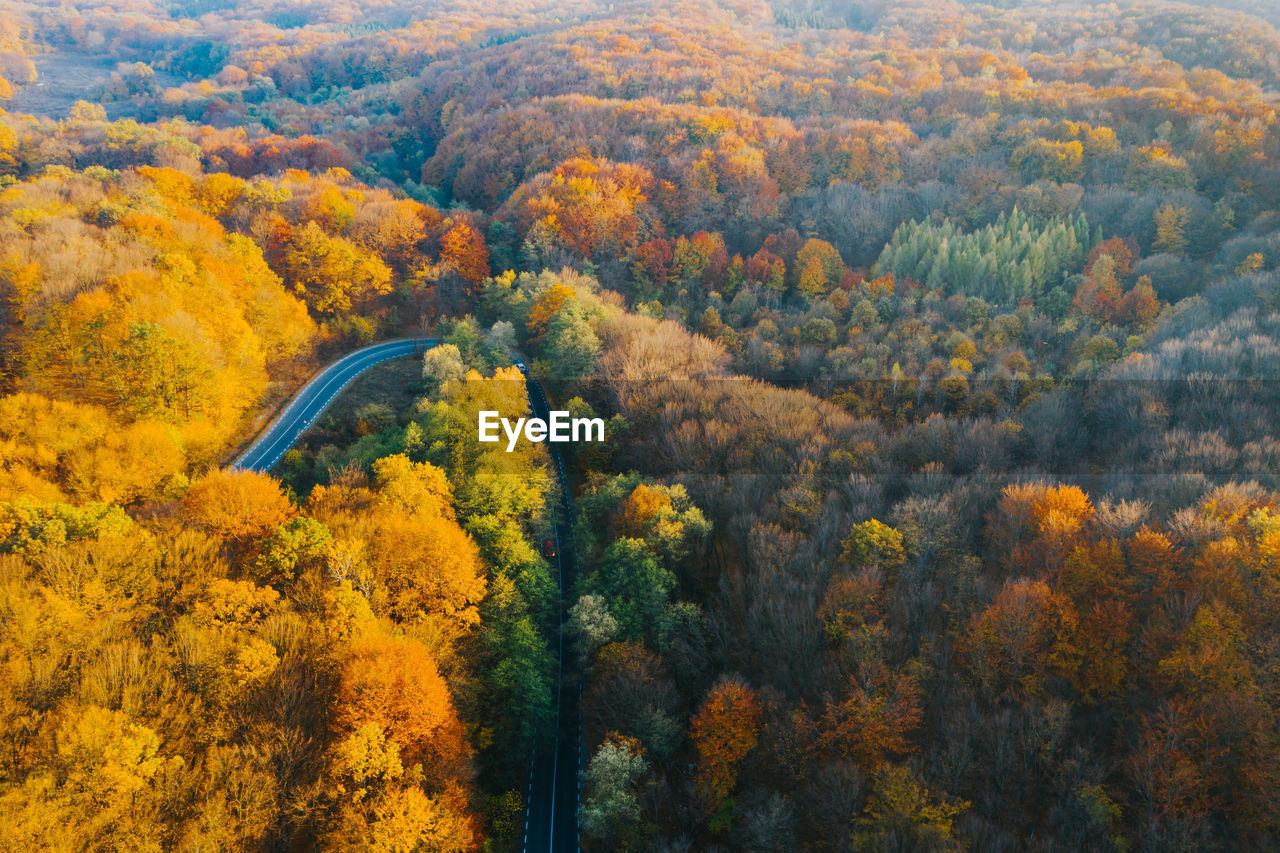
xmin=232 ymin=338 xmax=431 ymax=472
xmin=231 ymin=339 xmax=581 ymax=851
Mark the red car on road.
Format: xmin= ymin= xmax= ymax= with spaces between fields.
xmin=542 ymin=538 xmax=557 ymax=560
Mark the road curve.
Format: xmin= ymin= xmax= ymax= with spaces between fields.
xmin=233 ymin=338 xmax=432 ymax=472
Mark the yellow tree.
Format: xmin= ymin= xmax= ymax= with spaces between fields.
xmin=611 ymin=484 xmax=672 ymax=539
xmin=818 ymin=670 xmax=922 ymax=771
xmin=332 ymin=634 xmax=470 ymax=789
xmin=689 ymin=678 xmax=761 ymax=818
xmin=793 ymin=238 xmax=845 ymax=298
xmin=855 ymin=765 xmax=968 ymax=851
xmin=364 ymin=787 xmax=475 ymax=852
xmin=1153 ymin=204 xmax=1190 ymax=254
xmin=525 ymin=283 xmax=576 ymax=336
xmin=363 ymin=513 xmax=486 ymax=630
xmin=282 ymin=222 xmax=393 ymax=316
xmin=438 ymin=220 xmax=489 ymax=288
xmin=962 ymin=578 xmax=1081 ymax=696
xmin=184 ymin=469 xmax=294 ymax=541
xmin=0 ymin=706 xmax=175 ymax=849
xmin=371 ymin=454 xmax=455 ymax=521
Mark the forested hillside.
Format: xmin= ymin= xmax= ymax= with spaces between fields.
xmin=2 ymin=0 xmax=1280 ymax=849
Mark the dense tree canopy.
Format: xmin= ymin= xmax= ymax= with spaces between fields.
xmin=3 ymin=0 xmax=1280 ymax=847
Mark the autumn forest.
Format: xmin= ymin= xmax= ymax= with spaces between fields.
xmin=2 ymin=0 xmax=1280 ymax=849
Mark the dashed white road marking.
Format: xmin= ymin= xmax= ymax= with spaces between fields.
xmin=235 ymin=339 xmax=427 ymax=471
